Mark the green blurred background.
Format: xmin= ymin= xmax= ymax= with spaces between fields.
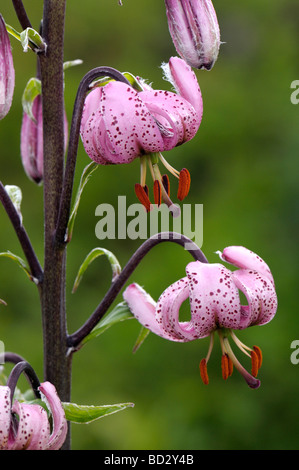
xmin=0 ymin=0 xmax=299 ymax=450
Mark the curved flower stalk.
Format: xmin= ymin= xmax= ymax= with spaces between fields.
xmin=21 ymin=95 xmax=68 ymax=184
xmin=164 ymin=0 xmax=221 ymax=70
xmin=0 ymin=378 xmax=67 ymax=450
xmin=0 ymin=15 xmax=15 ymax=120
xmin=80 ymin=56 xmax=203 ymax=210
xmin=123 ymin=246 xmax=277 ymax=388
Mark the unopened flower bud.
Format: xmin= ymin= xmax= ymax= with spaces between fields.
xmin=0 ymin=15 xmax=15 ymax=120
xmin=164 ymin=0 xmax=220 ymax=70
xmin=21 ymin=95 xmax=68 ymax=184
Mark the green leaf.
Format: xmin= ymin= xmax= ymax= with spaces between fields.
xmin=81 ymin=301 xmax=133 ymax=346
xmin=63 ymin=59 xmax=83 ymax=71
xmin=67 ymin=162 xmax=99 ymax=242
xmin=19 ymin=27 xmax=47 ymax=53
xmin=0 ymin=251 xmax=33 ymax=282
xmin=4 ymin=185 xmax=23 ymax=223
xmin=72 ymin=247 xmax=121 ymax=293
xmin=132 ymin=325 xmax=151 ymax=353
xmin=62 ymin=401 xmax=134 ymax=424
xmin=21 ymin=78 xmax=41 ymax=122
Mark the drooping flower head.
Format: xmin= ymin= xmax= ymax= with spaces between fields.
xmin=0 ymin=381 xmax=67 ymax=450
xmin=0 ymin=15 xmax=15 ymax=120
xmin=164 ymin=0 xmax=221 ymax=70
xmin=80 ymin=57 xmax=203 ymax=210
xmin=123 ymin=246 xmax=277 ymax=388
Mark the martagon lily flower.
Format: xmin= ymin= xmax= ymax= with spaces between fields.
xmin=0 ymin=15 xmax=15 ymax=120
xmin=80 ymin=56 xmax=203 ymax=211
xmin=123 ymin=246 xmax=278 ymax=388
xmin=0 ymin=381 xmax=67 ymax=450
xmin=164 ymin=0 xmax=221 ymax=70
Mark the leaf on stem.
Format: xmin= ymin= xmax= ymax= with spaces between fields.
xmin=0 ymin=251 xmax=34 ymax=282
xmin=67 ymin=162 xmax=99 ymax=242
xmin=6 ymin=24 xmax=46 ymax=53
xmin=20 ymin=27 xmax=47 ymax=53
xmin=4 ymin=185 xmax=23 ymax=224
xmin=21 ymin=78 xmax=41 ymax=123
xmin=62 ymin=401 xmax=134 ymax=424
xmin=81 ymin=301 xmax=133 ymax=346
xmin=72 ymin=247 xmax=121 ymax=293
xmin=132 ymin=325 xmax=150 ymax=353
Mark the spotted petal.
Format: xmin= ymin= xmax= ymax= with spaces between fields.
xmin=0 ymin=386 xmax=11 ymax=450
xmin=232 ymin=269 xmax=278 ymax=328
xmin=186 ymin=261 xmax=242 ymax=336
xmin=220 ymin=246 xmax=274 ymax=284
xmin=155 ymin=277 xmax=199 ymax=341
xmin=39 ymin=381 xmax=68 ymax=450
xmin=123 ymin=283 xmax=186 ymax=341
xmin=164 ymin=56 xmax=203 ymax=120
xmin=100 ymin=82 xmax=165 ymax=163
xmin=7 ymin=401 xmax=50 ymax=450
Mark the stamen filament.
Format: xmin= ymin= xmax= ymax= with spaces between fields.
xmin=158 ymin=153 xmax=180 ymax=178
xmin=223 ymin=337 xmax=260 ymax=389
xmin=140 ymin=155 xmax=147 ymax=187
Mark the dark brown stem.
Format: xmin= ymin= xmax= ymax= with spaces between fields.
xmin=68 ymin=232 xmax=208 ymax=349
xmin=55 ymin=67 xmax=131 ymax=247
xmin=38 ymin=0 xmax=71 ymax=434
xmin=11 ymin=0 xmax=32 ymax=30
xmin=0 ymin=181 xmax=43 ymax=284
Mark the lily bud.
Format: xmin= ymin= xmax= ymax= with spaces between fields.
xmin=164 ymin=0 xmax=220 ymax=70
xmin=21 ymin=95 xmax=43 ymax=184
xmin=21 ymin=95 xmax=68 ymax=184
xmin=0 ymin=15 xmax=15 ymax=120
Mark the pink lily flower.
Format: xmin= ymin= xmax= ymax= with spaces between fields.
xmin=0 ymin=15 xmax=15 ymax=120
xmin=164 ymin=0 xmax=221 ymax=70
xmin=80 ymin=56 xmax=203 ymax=210
xmin=123 ymin=246 xmax=278 ymax=388
xmin=21 ymin=95 xmax=68 ymax=184
xmin=0 ymin=381 xmax=67 ymax=450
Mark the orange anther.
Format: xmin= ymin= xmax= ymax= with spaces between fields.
xmin=134 ymin=183 xmax=152 ymax=212
xmin=199 ymin=358 xmax=209 ymax=385
xmin=177 ymin=168 xmax=191 ymax=201
xmin=221 ymin=354 xmax=229 ymax=380
xmin=251 ymin=349 xmax=259 ymax=377
xmin=162 ymin=174 xmax=170 ymax=196
xmin=153 ymin=180 xmax=162 ymax=206
xmin=253 ymin=345 xmax=263 ymax=370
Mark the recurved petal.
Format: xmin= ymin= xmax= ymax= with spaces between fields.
xmin=186 ymin=261 xmax=242 ymax=336
xmin=165 ymin=56 xmax=203 ymax=121
xmin=123 ymin=283 xmax=184 ymax=341
xmin=232 ymin=269 xmax=278 ymax=328
xmin=140 ymin=88 xmax=200 ymax=147
xmin=39 ymin=381 xmax=67 ymax=450
xmin=220 ymin=246 xmax=275 ymax=284
xmin=100 ymin=82 xmax=165 ymax=162
xmin=156 ymin=277 xmax=199 ymax=341
xmin=7 ymin=401 xmax=50 ymax=450
xmin=0 ymin=386 xmax=11 ymax=450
